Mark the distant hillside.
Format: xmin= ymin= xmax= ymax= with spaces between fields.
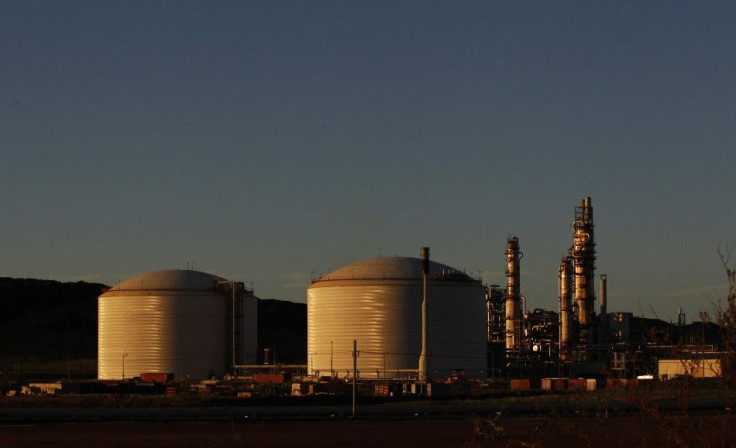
xmin=257 ymin=299 xmax=307 ymax=364
xmin=0 ymin=277 xmax=307 ymax=364
xmin=629 ymin=316 xmax=720 ymax=346
xmin=0 ymin=277 xmax=715 ymax=367
xmin=0 ymin=278 xmax=105 ymax=359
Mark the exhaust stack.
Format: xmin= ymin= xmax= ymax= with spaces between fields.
xmin=597 ymin=273 xmax=610 ymax=345
xmin=418 ymin=247 xmax=430 ymax=382
xmin=599 ymin=274 xmax=608 ymax=322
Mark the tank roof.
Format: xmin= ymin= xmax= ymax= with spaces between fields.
xmin=311 ymin=256 xmax=474 ymax=284
xmin=102 ymin=269 xmax=227 ymax=294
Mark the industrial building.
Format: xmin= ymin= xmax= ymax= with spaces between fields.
xmin=98 ymin=269 xmax=257 ymax=380
xmin=307 ymin=252 xmax=487 ymax=380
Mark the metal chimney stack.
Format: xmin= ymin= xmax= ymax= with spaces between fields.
xmin=418 ymin=247 xmax=430 ymax=382
xmin=558 ymin=256 xmax=573 ymax=352
xmin=598 ymin=273 xmax=610 ymax=345
xmin=570 ymin=197 xmax=596 ymax=346
xmin=599 ymin=274 xmax=608 ymax=323
xmin=505 ymin=237 xmax=522 ymax=355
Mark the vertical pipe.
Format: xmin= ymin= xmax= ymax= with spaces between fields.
xmin=598 ymin=274 xmax=609 ymax=346
xmin=505 ymin=237 xmax=521 ymax=355
xmin=232 ymin=282 xmax=236 ymax=369
xmin=419 ymin=247 xmax=430 ymax=382
xmin=599 ymin=274 xmax=608 ymax=323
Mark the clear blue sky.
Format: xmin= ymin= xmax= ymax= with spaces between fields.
xmin=2 ymin=1 xmax=735 ymax=323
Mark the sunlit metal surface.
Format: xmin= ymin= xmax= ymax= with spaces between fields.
xmin=98 ymin=270 xmax=257 ymax=380
xmin=570 ymin=197 xmax=596 ymax=345
xmin=308 ymin=257 xmax=486 ymax=379
xmin=558 ymin=256 xmax=573 ymax=351
xmin=505 ymin=237 xmax=521 ymax=354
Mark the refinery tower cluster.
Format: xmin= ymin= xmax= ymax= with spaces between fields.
xmin=491 ymin=197 xmax=619 ymax=378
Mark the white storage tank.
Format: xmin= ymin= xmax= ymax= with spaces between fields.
xmin=98 ymin=269 xmax=257 ymax=380
xmin=307 ymin=256 xmax=486 ymax=379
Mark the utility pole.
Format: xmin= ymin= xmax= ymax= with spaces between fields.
xmin=122 ymin=353 xmax=128 ymax=379
xmin=352 ymin=339 xmax=357 ymax=416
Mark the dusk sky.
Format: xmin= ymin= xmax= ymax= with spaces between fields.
xmin=2 ymin=1 xmax=735 ymax=323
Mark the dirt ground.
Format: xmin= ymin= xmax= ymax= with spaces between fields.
xmin=3 ymin=414 xmax=735 ymax=448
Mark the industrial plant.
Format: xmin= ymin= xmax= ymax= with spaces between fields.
xmin=85 ymin=197 xmax=724 ymax=393
xmin=5 ymin=197 xmax=723 ymax=398
xmin=486 ymin=197 xmax=719 ymax=384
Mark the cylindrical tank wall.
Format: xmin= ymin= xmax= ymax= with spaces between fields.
xmin=307 ymin=258 xmax=486 ymax=379
xmin=98 ymin=292 xmax=227 ymax=380
xmin=98 ymin=270 xmax=258 ymax=380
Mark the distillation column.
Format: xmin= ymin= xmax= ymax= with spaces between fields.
xmin=570 ymin=197 xmax=596 ymax=346
xmin=505 ymin=237 xmax=522 ymax=355
xmin=558 ymin=256 xmax=573 ymax=354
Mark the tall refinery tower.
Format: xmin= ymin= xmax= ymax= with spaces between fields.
xmin=505 ymin=236 xmax=522 ymax=356
xmin=570 ymin=197 xmax=596 ymax=347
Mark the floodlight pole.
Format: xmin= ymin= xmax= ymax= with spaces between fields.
xmin=352 ymin=339 xmax=357 ymax=416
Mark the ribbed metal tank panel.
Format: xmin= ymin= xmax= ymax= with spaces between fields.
xmin=308 ymin=283 xmax=421 ymax=378
xmin=98 ymin=291 xmax=226 ymax=380
xmin=308 ymin=257 xmax=486 ymax=379
xmin=429 ymin=283 xmax=488 ymax=377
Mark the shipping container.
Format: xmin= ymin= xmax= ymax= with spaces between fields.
xmin=586 ymin=378 xmax=597 ymax=391
xmin=374 ymin=384 xmax=390 ymax=396
xmin=553 ymin=378 xmax=568 ymax=391
xmin=567 ymin=378 xmax=587 ymax=391
xmin=291 ymin=383 xmax=312 ymax=396
xmin=141 ymin=372 xmax=174 ymax=383
xmin=253 ymin=373 xmax=289 ymax=384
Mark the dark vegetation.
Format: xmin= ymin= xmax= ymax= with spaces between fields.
xmin=257 ymin=298 xmax=307 ymax=364
xmin=0 ymin=277 xmax=307 ymax=364
xmin=630 ymin=316 xmax=720 ymax=346
xmin=0 ymin=278 xmax=105 ymax=359
xmin=0 ymin=277 xmax=719 ymax=364
xmin=716 ymin=243 xmax=736 ymax=388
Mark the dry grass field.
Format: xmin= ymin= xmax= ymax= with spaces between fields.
xmin=3 ymin=388 xmax=736 ymax=448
